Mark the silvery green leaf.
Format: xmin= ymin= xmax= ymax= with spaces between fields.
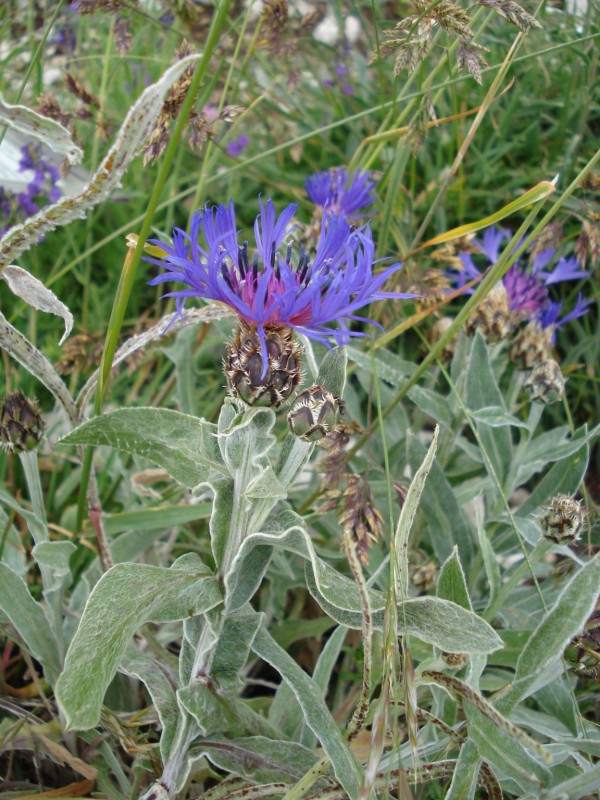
xmin=438 ymin=547 xmax=472 ymax=610
xmin=470 ymin=405 xmax=529 ymax=429
xmin=0 ymin=311 xmax=79 ymax=425
xmin=229 ymin=508 xmax=501 ymax=652
xmin=407 ymin=435 xmax=475 ymax=566
xmin=1 ymin=265 xmax=73 ymax=345
xmin=0 ymin=55 xmax=199 ymax=269
xmin=346 ymin=345 xmax=417 ymax=385
xmin=465 ymin=702 xmax=551 ymax=791
xmin=178 ymin=678 xmax=282 ymax=740
xmin=0 ymin=563 xmax=60 ymax=678
xmin=245 ymin=466 xmax=286 ymax=500
xmin=542 ymin=764 xmax=600 ymax=800
xmin=269 ymin=625 xmax=346 ymax=745
xmin=0 ymin=505 xmax=26 ymax=575
xmin=516 ymin=435 xmax=591 ymax=518
xmin=497 ymin=554 xmax=600 ymax=713
xmin=77 ymin=305 xmax=233 ymax=411
xmin=252 ymin=623 xmax=362 ymax=800
xmin=395 ymin=426 xmax=439 ymax=594
xmin=190 ymin=736 xmax=318 ymax=784
xmin=56 ymin=554 xmax=222 ymax=730
xmin=445 ymin=740 xmax=480 ymax=800
xmin=466 ymin=332 xmax=512 ymax=487
xmin=33 ymin=541 xmax=76 ymax=598
xmin=0 ymin=93 xmax=83 ymax=164
xmin=217 ymin=405 xmax=276 ymax=473
xmin=59 ymin=408 xmax=225 ymax=487
xmin=407 ymin=384 xmax=454 ymax=428
xmin=210 ymin=606 xmax=263 ymax=688
xmin=120 ymin=645 xmax=180 ymax=762
xmin=514 ymin=423 xmax=600 ymax=485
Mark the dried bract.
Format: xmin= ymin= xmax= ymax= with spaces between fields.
xmin=524 ymin=359 xmax=565 ymax=404
xmin=0 ymin=391 xmax=44 ymax=453
xmin=541 ymin=494 xmax=584 ymax=545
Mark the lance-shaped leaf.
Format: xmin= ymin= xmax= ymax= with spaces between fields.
xmin=59 ymin=408 xmax=226 ymax=487
xmin=0 ymin=55 xmax=199 ymax=269
xmin=226 ymin=508 xmax=502 ymax=654
xmin=0 ymin=93 xmax=83 ymax=164
xmin=0 ymin=563 xmax=60 ymax=679
xmin=252 ymin=623 xmax=362 ymax=800
xmin=395 ymin=426 xmax=439 ymax=594
xmin=1 ymin=265 xmax=73 ymax=345
xmin=190 ymin=737 xmax=319 ymax=784
xmin=56 ymin=554 xmax=222 ymax=730
xmin=496 ymin=553 xmax=600 ymax=713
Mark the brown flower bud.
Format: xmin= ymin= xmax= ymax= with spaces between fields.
xmin=0 ymin=391 xmax=44 ymax=453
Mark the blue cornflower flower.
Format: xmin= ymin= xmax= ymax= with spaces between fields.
xmin=306 ymin=168 xmax=375 ymax=219
xmin=148 ymin=198 xmax=412 ymax=367
xmin=538 ymin=294 xmax=592 ymax=334
xmin=449 ymin=225 xmax=591 ymax=325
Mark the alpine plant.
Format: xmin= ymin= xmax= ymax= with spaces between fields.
xmin=148 ymin=198 xmax=414 ymax=406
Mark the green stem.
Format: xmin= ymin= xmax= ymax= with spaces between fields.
xmin=74 ymin=0 xmax=233 ymax=532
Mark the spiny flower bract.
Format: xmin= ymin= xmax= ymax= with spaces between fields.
xmin=306 ymin=168 xmax=376 ymax=219
xmin=147 ymin=198 xmax=413 ymax=369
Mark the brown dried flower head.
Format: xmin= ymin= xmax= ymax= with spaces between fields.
xmin=541 ymin=494 xmax=585 ymax=545
xmin=509 ymin=320 xmax=553 ymax=370
xmin=466 ymin=282 xmax=513 ymax=341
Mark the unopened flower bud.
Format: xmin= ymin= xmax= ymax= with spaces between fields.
xmin=541 ymin=494 xmax=584 ymax=544
xmin=287 ymin=385 xmax=344 ymax=442
xmin=466 ymin=283 xmax=513 ymax=341
xmin=0 ymin=391 xmax=44 ymax=453
xmin=524 ymin=359 xmax=565 ymax=404
xmin=441 ymin=651 xmax=468 ymax=670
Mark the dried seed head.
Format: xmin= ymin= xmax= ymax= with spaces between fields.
xmin=524 ymin=359 xmax=565 ymax=404
xmin=509 ymin=320 xmax=554 ymax=370
xmin=0 ymin=391 xmax=44 ymax=453
xmin=427 ymin=316 xmax=457 ymax=361
xmin=409 ymin=556 xmax=437 ymax=592
xmin=225 ymin=321 xmax=302 ymax=408
xmin=287 ymin=385 xmax=344 ymax=442
xmin=409 ymin=268 xmax=451 ymax=308
xmin=56 ymin=331 xmax=104 ymax=375
xmin=441 ymin=651 xmax=469 ymax=669
xmin=339 ymin=474 xmax=383 ymax=565
xmin=113 ymin=16 xmax=132 ymax=54
xmin=541 ymin=494 xmax=584 ymax=545
xmin=575 ymin=216 xmax=600 ymax=270
xmin=466 ymin=283 xmax=513 ymax=341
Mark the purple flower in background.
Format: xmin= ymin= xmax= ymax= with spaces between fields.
xmin=449 ymin=225 xmax=591 ymax=329
xmin=0 ymin=144 xmax=62 ymax=235
xmin=306 ymin=168 xmax=375 ymax=219
xmin=538 ymin=294 xmax=592 ymax=335
xmin=226 ymin=134 xmax=250 ymax=157
xmin=147 ymin=198 xmax=414 ymax=367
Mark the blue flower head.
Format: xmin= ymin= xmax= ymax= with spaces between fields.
xmin=147 ymin=198 xmax=414 ymax=372
xmin=306 ymin=168 xmax=376 ymax=219
xmin=449 ymin=225 xmax=591 ymax=330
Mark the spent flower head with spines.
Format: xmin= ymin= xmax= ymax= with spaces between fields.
xmin=306 ymin=168 xmax=376 ymax=219
xmin=147 ymin=197 xmax=414 ymax=382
